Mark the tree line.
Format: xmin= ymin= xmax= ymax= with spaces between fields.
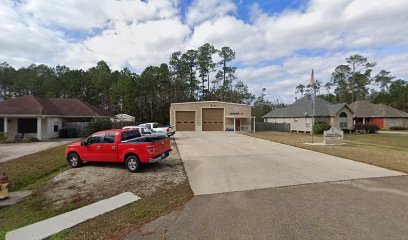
xmin=0 ymin=43 xmax=255 ymax=124
xmin=295 ymin=54 xmax=408 ymax=112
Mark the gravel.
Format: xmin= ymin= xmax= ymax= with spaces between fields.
xmin=45 ymin=140 xmax=187 ymax=206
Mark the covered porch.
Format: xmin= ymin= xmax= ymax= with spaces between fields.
xmin=0 ymin=116 xmax=62 ymax=141
xmin=225 ymin=116 xmax=256 ymax=132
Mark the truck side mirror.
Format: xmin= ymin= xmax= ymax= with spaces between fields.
xmin=81 ymin=141 xmax=87 ymax=146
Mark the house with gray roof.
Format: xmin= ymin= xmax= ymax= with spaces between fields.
xmin=263 ymin=95 xmax=354 ymax=132
xmin=349 ymin=101 xmax=408 ymax=129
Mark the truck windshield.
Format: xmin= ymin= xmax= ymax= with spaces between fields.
xmin=121 ymin=130 xmax=141 ymax=141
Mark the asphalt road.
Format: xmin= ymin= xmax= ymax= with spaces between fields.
xmin=175 ymin=132 xmax=403 ymax=195
xmin=126 ymin=175 xmax=408 ymax=240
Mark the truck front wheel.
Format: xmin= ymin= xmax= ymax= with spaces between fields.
xmin=125 ymin=155 xmax=141 ymax=173
xmin=67 ymin=153 xmax=82 ymax=168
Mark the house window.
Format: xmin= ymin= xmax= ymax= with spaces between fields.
xmin=306 ymin=118 xmax=310 ymax=128
xmin=54 ymin=125 xmax=59 ymax=132
xmin=339 ymin=112 xmax=348 ymax=129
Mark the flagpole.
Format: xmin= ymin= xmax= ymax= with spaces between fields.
xmin=312 ymin=87 xmax=315 ymax=143
xmin=310 ymin=69 xmax=315 ymax=143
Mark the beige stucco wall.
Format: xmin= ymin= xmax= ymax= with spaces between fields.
xmin=170 ymin=101 xmax=252 ymax=131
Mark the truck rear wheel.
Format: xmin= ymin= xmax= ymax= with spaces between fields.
xmin=67 ymin=153 xmax=82 ymax=168
xmin=125 ymin=155 xmax=141 ymax=173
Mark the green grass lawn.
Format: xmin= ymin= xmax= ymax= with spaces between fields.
xmin=243 ymin=131 xmax=408 ymax=173
xmin=0 ymin=144 xmax=193 ymax=240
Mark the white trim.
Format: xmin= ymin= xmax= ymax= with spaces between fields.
xmin=174 ymin=110 xmax=197 ymax=131
xmin=37 ymin=117 xmax=42 ymax=140
xmin=3 ymin=117 xmax=8 ymax=133
xmin=224 ymin=108 xmax=226 ymax=131
xmin=201 ymin=107 xmax=225 ymax=131
xmin=172 ymin=101 xmax=250 ymax=107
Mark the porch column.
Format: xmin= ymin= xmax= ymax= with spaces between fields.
xmin=363 ymin=117 xmax=365 ymax=124
xmin=233 ymin=117 xmax=236 ymax=132
xmin=37 ymin=117 xmax=42 ymax=140
xmin=253 ymin=117 xmax=256 ymax=132
xmin=3 ymin=117 xmax=8 ymax=135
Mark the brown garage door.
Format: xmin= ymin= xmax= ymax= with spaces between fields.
xmin=176 ymin=111 xmax=195 ymax=131
xmin=202 ymin=108 xmax=224 ymax=131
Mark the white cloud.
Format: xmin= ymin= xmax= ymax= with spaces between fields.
xmin=18 ymin=0 xmax=179 ymax=30
xmin=186 ymin=0 xmax=236 ymax=26
xmin=1 ymin=0 xmax=408 ymax=102
xmin=64 ymin=18 xmax=191 ymax=70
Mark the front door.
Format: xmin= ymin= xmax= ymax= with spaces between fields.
xmin=80 ymin=133 xmax=103 ymax=161
xmin=235 ymin=119 xmax=241 ymax=131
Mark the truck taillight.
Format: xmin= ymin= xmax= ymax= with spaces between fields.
xmin=146 ymin=146 xmax=154 ymax=154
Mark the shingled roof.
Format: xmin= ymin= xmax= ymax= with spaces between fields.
xmin=0 ymin=95 xmax=114 ymax=117
xmin=263 ymin=95 xmax=352 ymax=118
xmin=349 ymin=100 xmax=408 ymax=118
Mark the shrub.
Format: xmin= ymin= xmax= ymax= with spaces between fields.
xmin=313 ymin=121 xmax=331 ymax=134
xmin=86 ymin=118 xmax=113 ymax=134
xmin=0 ymin=132 xmax=7 ymax=143
xmin=389 ymin=126 xmax=407 ymax=130
xmin=355 ymin=123 xmax=380 ymax=133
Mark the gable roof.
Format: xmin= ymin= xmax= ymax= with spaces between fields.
xmin=0 ymin=95 xmax=114 ymax=117
xmin=349 ymin=100 xmax=408 ymax=118
xmin=263 ymin=95 xmax=353 ymax=118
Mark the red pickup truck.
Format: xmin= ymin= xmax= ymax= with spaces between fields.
xmin=65 ymin=129 xmax=172 ymax=172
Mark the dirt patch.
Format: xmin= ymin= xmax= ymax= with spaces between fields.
xmin=45 ymin=140 xmax=187 ymax=206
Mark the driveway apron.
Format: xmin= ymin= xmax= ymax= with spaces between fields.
xmin=175 ymin=132 xmax=404 ymax=195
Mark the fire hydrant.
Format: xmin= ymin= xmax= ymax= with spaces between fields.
xmin=0 ymin=173 xmax=9 ymax=200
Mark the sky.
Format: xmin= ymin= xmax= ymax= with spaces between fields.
xmin=1 ymin=0 xmax=408 ymax=103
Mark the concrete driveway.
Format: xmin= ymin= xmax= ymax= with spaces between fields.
xmin=127 ymin=175 xmax=408 ymax=240
xmin=176 ymin=132 xmax=404 ymax=195
xmin=0 ymin=139 xmax=79 ymax=163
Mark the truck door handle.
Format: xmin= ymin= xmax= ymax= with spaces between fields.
xmin=96 ymin=146 xmax=101 ymax=150
xmin=112 ymin=146 xmax=116 ymax=150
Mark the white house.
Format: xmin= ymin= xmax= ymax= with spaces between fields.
xmin=0 ymin=95 xmax=114 ymax=140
